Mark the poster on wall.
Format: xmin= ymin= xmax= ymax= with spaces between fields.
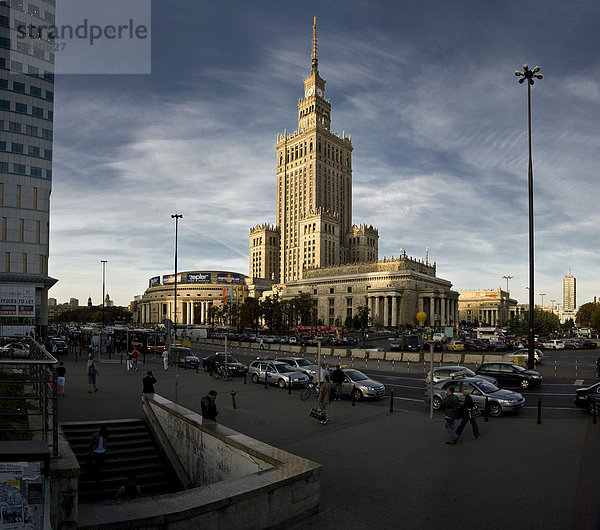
xmin=149 ymin=276 xmax=160 ymax=288
xmin=186 ymin=272 xmax=211 ymax=283
xmin=0 ymin=285 xmax=36 ymax=317
xmin=217 ymin=273 xmax=240 ymax=284
xmin=0 ymin=461 xmax=45 ymax=529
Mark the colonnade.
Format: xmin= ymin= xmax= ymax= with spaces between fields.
xmin=416 ymin=294 xmax=458 ymax=328
xmin=139 ymin=300 xmax=214 ymax=325
xmin=367 ymin=293 xmax=402 ymax=328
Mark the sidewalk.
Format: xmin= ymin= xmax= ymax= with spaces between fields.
xmin=57 ymin=355 xmax=599 ymax=529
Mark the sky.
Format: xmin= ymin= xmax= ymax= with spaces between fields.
xmin=48 ymin=0 xmax=600 ymax=309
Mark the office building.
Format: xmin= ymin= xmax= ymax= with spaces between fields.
xmin=563 ymin=272 xmax=576 ymax=311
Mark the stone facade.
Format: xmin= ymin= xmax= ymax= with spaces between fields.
xmin=458 ymin=289 xmax=520 ymax=326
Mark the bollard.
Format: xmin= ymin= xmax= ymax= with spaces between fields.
xmin=576 ymin=360 xmax=578 ymax=378
xmin=389 ymin=389 xmax=394 ymax=413
xmin=378 ymin=359 xmax=380 ymax=370
xmin=537 ymin=398 xmax=541 ymax=425
xmin=554 ymin=361 xmax=557 ymax=377
xmin=244 ymin=371 xmax=247 ymax=384
xmin=365 ymin=357 xmax=368 ymax=368
xmin=338 ymin=355 xmax=341 ymax=365
xmin=594 ymin=399 xmax=598 ymax=425
xmin=288 ymin=377 xmax=291 ymax=395
xmin=392 ymin=359 xmax=395 ymax=371
xmin=352 ymin=384 xmax=356 ymax=407
xmin=423 ymin=361 xmax=426 ymax=373
xmin=407 ymin=360 xmax=410 ymax=372
xmin=231 ymin=390 xmax=237 ymax=410
xmin=264 ymin=372 xmax=269 ymax=389
xmin=351 ymin=356 xmax=354 ymax=368
xmin=484 ymin=396 xmax=489 ymax=422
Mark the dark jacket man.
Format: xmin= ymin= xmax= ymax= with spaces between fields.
xmin=200 ymin=391 xmax=218 ymax=421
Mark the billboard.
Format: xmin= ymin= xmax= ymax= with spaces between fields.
xmin=162 ymin=274 xmax=175 ymax=284
xmin=187 ymin=272 xmax=211 ymax=283
xmin=149 ymin=276 xmax=160 ymax=287
xmin=217 ymin=273 xmax=241 ymax=284
xmin=0 ymin=285 xmax=35 ymax=317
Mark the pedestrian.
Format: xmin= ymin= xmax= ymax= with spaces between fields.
xmin=115 ymin=472 xmax=142 ymax=502
xmin=456 ymin=388 xmax=481 ymax=439
xmin=162 ymin=349 xmax=169 ymax=371
xmin=131 ymin=347 xmax=140 ymax=372
xmin=200 ymin=390 xmax=218 ymax=421
xmin=87 ymin=354 xmax=98 ymax=393
xmin=89 ymin=426 xmax=108 ymax=482
xmin=317 ymin=375 xmax=331 ymax=424
xmin=56 ymin=361 xmax=66 ymax=397
xmin=330 ymin=365 xmax=344 ymax=400
xmin=126 ymin=349 xmax=132 ymax=371
xmin=442 ymin=386 xmax=460 ymax=445
xmin=259 ymin=338 xmax=264 ymax=350
xmin=142 ymin=370 xmax=157 ymax=394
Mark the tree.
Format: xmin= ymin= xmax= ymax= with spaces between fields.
xmin=510 ymin=308 xmax=560 ymax=336
xmin=591 ymin=307 xmax=600 ymax=331
xmin=576 ymin=303 xmax=600 ymax=327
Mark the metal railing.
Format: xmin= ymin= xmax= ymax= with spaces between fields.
xmin=0 ymin=338 xmax=58 ymax=456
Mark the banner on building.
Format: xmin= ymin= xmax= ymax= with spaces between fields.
xmin=0 ymin=285 xmax=35 ymax=317
xmin=162 ymin=274 xmax=175 ymax=284
xmin=222 ymin=287 xmax=228 ymax=305
xmin=149 ymin=276 xmax=160 ymax=287
xmin=187 ymin=272 xmax=211 ymax=283
xmin=217 ymin=273 xmax=241 ymax=284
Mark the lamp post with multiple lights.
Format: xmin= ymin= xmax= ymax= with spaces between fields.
xmin=501 ymin=275 xmax=513 ymax=323
xmin=515 ymin=64 xmax=542 ymax=370
xmin=171 ymin=214 xmax=183 ymax=348
xmin=539 ymin=293 xmax=546 ymax=309
xmin=101 ymin=259 xmax=107 ymax=357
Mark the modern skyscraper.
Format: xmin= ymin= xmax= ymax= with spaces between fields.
xmin=563 ymin=271 xmax=576 ymax=311
xmin=250 ymin=18 xmax=378 ymax=284
xmin=0 ymin=0 xmax=56 ymax=335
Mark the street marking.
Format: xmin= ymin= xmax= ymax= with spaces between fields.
xmin=574 ymin=380 xmax=584 ymax=385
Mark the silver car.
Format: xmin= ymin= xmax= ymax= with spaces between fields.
xmin=426 ymin=377 xmax=525 ymax=417
xmin=425 ymin=366 xmax=497 ymax=386
xmin=339 ymin=368 xmax=385 ymax=401
xmin=248 ymin=360 xmax=310 ymax=388
xmin=278 ymin=357 xmax=324 ymax=381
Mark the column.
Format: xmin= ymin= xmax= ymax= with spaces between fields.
xmin=367 ymin=296 xmax=373 ymax=323
xmin=200 ymin=302 xmax=205 ymax=324
xmin=440 ymin=295 xmax=446 ymax=327
xmin=391 ymin=296 xmax=398 ymax=328
xmin=190 ymin=302 xmax=195 ymax=326
xmin=418 ymin=296 xmax=424 ymax=313
xmin=429 ymin=296 xmax=435 ymax=327
xmin=383 ymin=296 xmax=389 ymax=328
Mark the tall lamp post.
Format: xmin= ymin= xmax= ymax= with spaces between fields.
xmin=515 ymin=64 xmax=542 ymax=370
xmin=501 ymin=275 xmax=513 ymax=324
xmin=101 ymin=260 xmax=107 ymax=357
xmin=539 ymin=293 xmax=546 ymax=309
xmin=171 ymin=214 xmax=183 ymax=348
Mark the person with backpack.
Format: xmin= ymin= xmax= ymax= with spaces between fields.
xmin=87 ymin=354 xmax=98 ymax=393
xmin=442 ymin=386 xmax=461 ymax=445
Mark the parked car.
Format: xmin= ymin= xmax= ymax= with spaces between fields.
xmin=446 ymin=340 xmax=465 ymax=352
xmin=202 ymin=353 xmax=248 ymax=375
xmin=575 ymin=382 xmax=600 ymax=414
xmin=170 ymin=346 xmax=200 ymax=368
xmin=581 ymin=339 xmax=597 ymax=350
xmin=50 ymin=340 xmax=68 ymax=355
xmin=505 ymin=349 xmax=544 ymax=364
xmin=405 ymin=335 xmax=421 ymax=352
xmin=426 ymin=377 xmax=525 ymax=417
xmin=564 ymin=339 xmax=584 ymax=350
xmin=0 ymin=342 xmax=30 ymax=358
xmin=339 ymin=369 xmax=385 ymax=401
xmin=424 ymin=366 xmax=497 ymax=386
xmin=542 ymin=339 xmax=565 ymax=350
xmin=389 ymin=341 xmax=402 ymax=352
xmin=464 ymin=339 xmax=488 ymax=351
xmin=247 ymin=360 xmax=310 ymax=388
xmin=476 ymin=362 xmax=542 ymax=389
xmin=488 ymin=341 xmax=509 ymax=352
xmin=278 ymin=357 xmax=321 ymax=381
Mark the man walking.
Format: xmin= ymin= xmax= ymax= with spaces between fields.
xmin=87 ymin=355 xmax=98 ymax=393
xmin=330 ymin=365 xmax=344 ymax=400
xmin=442 ymin=386 xmax=460 ymax=445
xmin=317 ymin=375 xmax=331 ymax=424
xmin=200 ymin=390 xmax=218 ymax=422
xmin=162 ymin=349 xmax=169 ymax=370
xmin=131 ymin=347 xmax=140 ymax=372
xmin=56 ymin=361 xmax=66 ymax=397
xmin=142 ymin=370 xmax=157 ymax=394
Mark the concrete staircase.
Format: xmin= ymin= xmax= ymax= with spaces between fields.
xmin=61 ymin=418 xmax=181 ymax=503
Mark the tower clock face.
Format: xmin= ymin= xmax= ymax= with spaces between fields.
xmin=306 ymin=87 xmax=314 ymax=97
xmin=317 ymin=88 xmax=323 ymax=97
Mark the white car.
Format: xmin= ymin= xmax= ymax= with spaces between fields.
xmin=542 ymin=339 xmax=565 ymax=350
xmin=505 ymin=349 xmax=544 ymax=364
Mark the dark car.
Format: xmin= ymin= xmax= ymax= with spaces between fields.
xmin=464 ymin=339 xmax=488 ymax=351
xmin=581 ymin=339 xmax=597 ymax=350
xmin=575 ymin=382 xmax=600 ymax=414
xmin=488 ymin=341 xmax=509 ymax=352
xmin=202 ymin=353 xmax=248 ymax=376
xmin=51 ymin=340 xmax=68 ymax=355
xmin=389 ymin=341 xmax=402 ymax=351
xmin=476 ymin=362 xmax=542 ymax=389
xmin=405 ymin=335 xmax=420 ymax=351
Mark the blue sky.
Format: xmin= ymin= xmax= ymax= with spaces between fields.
xmin=48 ymin=0 xmax=600 ymax=309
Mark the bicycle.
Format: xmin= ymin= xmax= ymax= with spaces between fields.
xmin=300 ymin=381 xmax=320 ymax=401
xmin=212 ymin=364 xmax=233 ymax=382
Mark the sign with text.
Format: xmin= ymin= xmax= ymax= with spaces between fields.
xmin=186 ymin=272 xmax=211 ymax=283
xmin=149 ymin=276 xmax=160 ymax=287
xmin=217 ymin=273 xmax=241 ymax=284
xmin=0 ymin=285 xmax=35 ymax=317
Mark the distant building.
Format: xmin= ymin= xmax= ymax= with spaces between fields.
xmin=104 ymin=293 xmax=114 ymax=308
xmin=563 ymin=272 xmax=576 ymax=311
xmin=48 ymin=297 xmax=57 ymax=306
xmin=69 ymin=298 xmax=79 ymax=306
xmin=458 ymin=289 xmax=520 ymax=326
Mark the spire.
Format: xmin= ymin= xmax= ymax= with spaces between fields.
xmin=311 ymin=16 xmax=318 ymax=72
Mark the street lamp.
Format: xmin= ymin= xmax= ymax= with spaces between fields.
xmin=515 ymin=64 xmax=542 ymax=369
xmin=501 ymin=275 xmax=513 ymax=295
xmin=101 ymin=260 xmax=107 ymax=357
xmin=171 ymin=214 xmax=183 ymax=347
xmin=501 ymin=275 xmax=513 ymax=323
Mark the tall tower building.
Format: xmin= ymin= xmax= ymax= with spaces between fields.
xmin=563 ymin=271 xmax=576 ymax=310
xmin=250 ymin=18 xmax=378 ymax=284
xmin=0 ymin=0 xmax=57 ymax=335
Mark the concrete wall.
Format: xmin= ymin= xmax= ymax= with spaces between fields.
xmin=78 ymin=395 xmax=321 ymax=529
xmin=50 ymin=427 xmax=80 ymax=530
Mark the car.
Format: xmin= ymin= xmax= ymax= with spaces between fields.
xmin=581 ymin=339 xmax=597 ymax=350
xmin=542 ymin=339 xmax=565 ymax=350
xmin=51 ymin=340 xmax=68 ymax=355
xmin=170 ymin=346 xmax=200 ymax=368
xmin=405 ymin=335 xmax=421 ymax=351
xmin=505 ymin=349 xmax=544 ymax=364
xmin=389 ymin=341 xmax=402 ymax=352
xmin=247 ymin=360 xmax=310 ymax=388
xmin=464 ymin=339 xmax=488 ymax=352
xmin=426 ymin=377 xmax=525 ymax=417
xmin=0 ymin=342 xmax=31 ymax=358
xmin=488 ymin=341 xmax=509 ymax=352
xmin=564 ymin=339 xmax=584 ymax=350
xmin=575 ymin=382 xmax=600 ymax=414
xmin=424 ymin=366 xmax=498 ymax=386
xmin=338 ymin=369 xmax=385 ymax=401
xmin=278 ymin=357 xmax=322 ymax=381
xmin=476 ymin=362 xmax=542 ymax=389
xmin=446 ymin=340 xmax=465 ymax=352
xmin=202 ymin=353 xmax=248 ymax=375
xmin=288 ymin=336 xmax=298 ymax=344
